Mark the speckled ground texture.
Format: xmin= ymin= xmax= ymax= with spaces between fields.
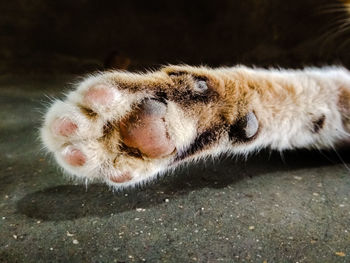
xmin=1 ymin=75 xmax=350 ymax=263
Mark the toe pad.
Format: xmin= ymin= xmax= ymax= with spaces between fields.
xmin=52 ymin=118 xmax=78 ymax=137
xmin=84 ymin=85 xmax=115 ymax=106
xmin=63 ymin=147 xmax=86 ymax=166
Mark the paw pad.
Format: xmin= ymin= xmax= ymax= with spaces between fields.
xmin=119 ymin=100 xmax=176 ymax=158
xmin=110 ymin=173 xmax=132 ymax=183
xmin=62 ymin=147 xmax=86 ymax=167
xmin=84 ymin=85 xmax=115 ymax=106
xmin=51 ymin=118 xmax=78 ymax=137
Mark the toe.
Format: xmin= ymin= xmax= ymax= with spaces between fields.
xmin=63 ymin=147 xmax=86 ymax=166
xmin=84 ymin=85 xmax=115 ymax=106
xmin=51 ymin=118 xmax=78 ymax=137
xmin=110 ymin=172 xmax=132 ymax=183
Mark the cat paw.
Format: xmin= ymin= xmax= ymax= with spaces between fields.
xmin=41 ymin=70 xmax=199 ymax=188
xmin=41 ymin=66 xmax=259 ymax=188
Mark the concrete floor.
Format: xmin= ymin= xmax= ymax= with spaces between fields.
xmin=1 ymin=75 xmax=350 ymax=263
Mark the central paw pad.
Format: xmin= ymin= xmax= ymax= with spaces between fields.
xmin=119 ymin=99 xmax=176 ymax=158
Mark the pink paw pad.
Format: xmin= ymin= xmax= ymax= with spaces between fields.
xmin=84 ymin=85 xmax=115 ymax=106
xmin=110 ymin=173 xmax=132 ymax=183
xmin=63 ymin=148 xmax=86 ymax=166
xmin=52 ymin=118 xmax=78 ymax=137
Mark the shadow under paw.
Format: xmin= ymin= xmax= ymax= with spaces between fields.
xmin=16 ymin=149 xmax=350 ymax=221
xmin=16 ymin=157 xmax=252 ymax=221
xmin=16 ymin=184 xmax=165 ymax=221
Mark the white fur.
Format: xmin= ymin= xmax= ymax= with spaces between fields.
xmin=244 ymin=67 xmax=349 ymax=151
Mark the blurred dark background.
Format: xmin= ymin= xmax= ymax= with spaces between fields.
xmin=1 ymin=0 xmax=350 ymax=74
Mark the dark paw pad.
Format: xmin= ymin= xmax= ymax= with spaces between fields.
xmin=229 ymin=112 xmax=259 ymax=142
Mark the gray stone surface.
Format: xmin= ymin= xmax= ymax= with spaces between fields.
xmin=1 ymin=75 xmax=350 ymax=262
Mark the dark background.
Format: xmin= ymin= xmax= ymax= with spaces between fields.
xmin=1 ymin=0 xmax=350 ymax=74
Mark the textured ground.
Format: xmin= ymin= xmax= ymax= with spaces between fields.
xmin=1 ymin=75 xmax=350 ymax=262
